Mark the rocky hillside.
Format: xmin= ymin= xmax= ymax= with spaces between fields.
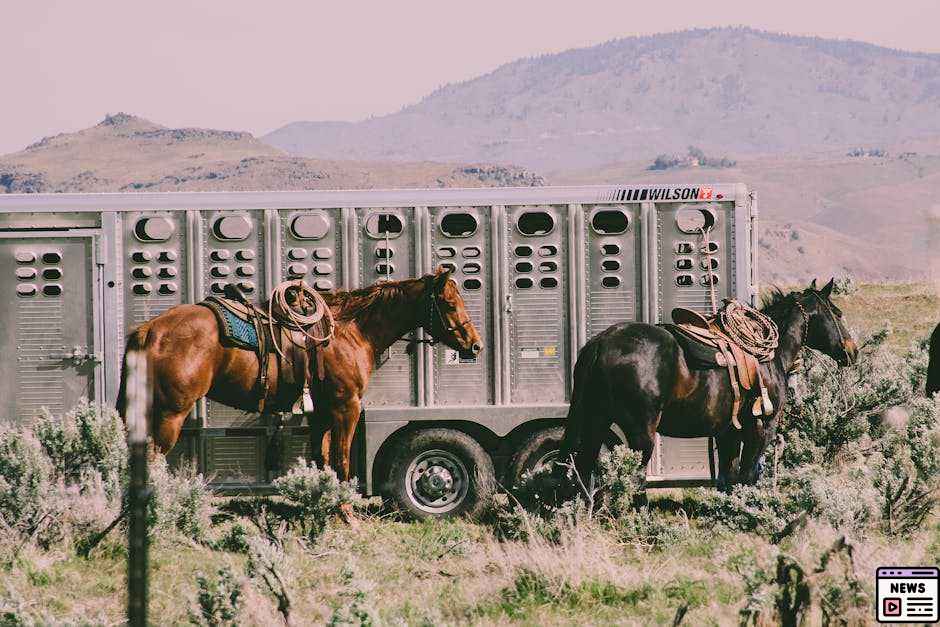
xmin=0 ymin=113 xmax=543 ymax=193
xmin=265 ymin=27 xmax=940 ymax=171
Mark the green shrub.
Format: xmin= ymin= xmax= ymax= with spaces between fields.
xmin=0 ymin=428 xmax=52 ymax=537
xmin=271 ymin=459 xmax=364 ymax=541
xmin=189 ymin=566 xmax=243 ymax=626
xmin=34 ymin=399 xmax=127 ymax=496
xmin=595 ymin=446 xmax=645 ymax=519
xmin=148 ymin=458 xmax=216 ymax=543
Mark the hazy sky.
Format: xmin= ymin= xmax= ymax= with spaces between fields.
xmin=2 ymin=0 xmax=938 ymax=154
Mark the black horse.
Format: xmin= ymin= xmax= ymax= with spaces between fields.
xmin=927 ymin=323 xmax=940 ymax=397
xmin=558 ymin=279 xmax=857 ymax=489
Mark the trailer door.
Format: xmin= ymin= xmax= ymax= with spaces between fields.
xmin=1 ymin=235 xmax=99 ymax=423
xmin=505 ymin=205 xmax=570 ymax=404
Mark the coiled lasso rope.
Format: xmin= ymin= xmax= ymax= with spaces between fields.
xmin=266 ymin=280 xmax=334 ymax=359
xmin=717 ymin=299 xmax=779 ymax=362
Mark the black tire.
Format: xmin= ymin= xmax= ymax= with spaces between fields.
xmin=384 ymin=428 xmax=495 ymax=520
xmin=506 ymin=426 xmax=566 ymax=488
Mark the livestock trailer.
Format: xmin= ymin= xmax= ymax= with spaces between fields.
xmin=0 ymin=184 xmax=757 ymax=516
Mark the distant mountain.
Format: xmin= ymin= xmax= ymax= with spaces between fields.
xmin=0 ymin=113 xmax=543 ymax=193
xmin=264 ymin=27 xmax=940 ymax=171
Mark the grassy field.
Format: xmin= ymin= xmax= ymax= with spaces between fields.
xmin=2 ymin=283 xmax=939 ymax=626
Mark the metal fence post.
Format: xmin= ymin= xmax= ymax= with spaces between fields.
xmin=125 ymin=350 xmax=150 ymax=627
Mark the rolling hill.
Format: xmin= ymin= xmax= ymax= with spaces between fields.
xmin=0 ymin=113 xmax=543 ymax=193
xmin=264 ymin=27 xmax=940 ymax=172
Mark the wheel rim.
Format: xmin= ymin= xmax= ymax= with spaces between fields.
xmin=530 ymin=449 xmax=560 ymax=473
xmin=405 ymin=449 xmax=470 ymax=514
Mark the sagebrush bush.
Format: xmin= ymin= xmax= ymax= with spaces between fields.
xmin=595 ymin=446 xmax=645 ymax=519
xmin=0 ymin=399 xmax=216 ymax=554
xmin=271 ymin=459 xmax=364 ymax=541
xmin=148 ymin=458 xmax=216 ymax=543
xmin=189 ymin=566 xmax=243 ymax=626
xmin=34 ymin=399 xmax=127 ymax=496
xmin=781 ymin=329 xmax=920 ymax=468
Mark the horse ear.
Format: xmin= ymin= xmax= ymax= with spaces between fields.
xmin=810 ymin=278 xmax=818 ymax=291
xmin=820 ymin=278 xmax=835 ymax=298
xmin=433 ymin=265 xmax=453 ymax=291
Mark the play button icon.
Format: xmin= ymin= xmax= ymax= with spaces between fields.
xmin=883 ymin=597 xmax=902 ymax=617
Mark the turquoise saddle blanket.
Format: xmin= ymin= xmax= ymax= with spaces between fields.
xmin=199 ymin=297 xmax=259 ymax=351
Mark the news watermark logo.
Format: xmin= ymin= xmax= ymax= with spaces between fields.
xmin=876 ymin=567 xmax=939 ymax=623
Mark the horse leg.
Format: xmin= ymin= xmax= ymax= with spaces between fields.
xmin=152 ymin=408 xmax=190 ymax=456
xmin=714 ymin=430 xmax=742 ymax=492
xmin=615 ymin=407 xmax=660 ymax=508
xmin=327 ymin=396 xmax=362 ymax=524
xmin=738 ymin=419 xmax=770 ymax=485
xmin=307 ymin=406 xmax=332 ymax=469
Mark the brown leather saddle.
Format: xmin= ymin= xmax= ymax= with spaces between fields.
xmin=199 ymin=283 xmax=330 ymax=415
xmin=664 ymin=306 xmax=775 ymax=430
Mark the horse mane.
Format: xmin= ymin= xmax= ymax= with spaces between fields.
xmin=759 ymin=286 xmax=799 ymax=314
xmin=322 ymin=278 xmax=421 ymax=322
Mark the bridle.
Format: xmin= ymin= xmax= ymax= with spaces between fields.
xmin=792 ymin=290 xmax=849 ymax=366
xmin=407 ymin=275 xmax=473 ymax=347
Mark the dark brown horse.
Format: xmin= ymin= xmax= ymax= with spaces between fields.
xmin=116 ymin=267 xmax=482 ymax=486
xmin=558 ymin=279 xmax=857 ymax=490
xmin=926 ymin=323 xmax=940 ymax=397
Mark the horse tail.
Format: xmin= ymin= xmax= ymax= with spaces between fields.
xmin=116 ymin=324 xmax=151 ymax=422
xmin=558 ymin=338 xmax=607 ymax=467
xmin=926 ymin=323 xmax=940 ymax=397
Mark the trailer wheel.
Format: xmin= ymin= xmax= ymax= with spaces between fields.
xmin=507 ymin=426 xmax=566 ymax=487
xmin=385 ymin=428 xmax=495 ymax=520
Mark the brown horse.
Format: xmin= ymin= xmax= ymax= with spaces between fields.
xmin=116 ymin=267 xmax=482 ymax=486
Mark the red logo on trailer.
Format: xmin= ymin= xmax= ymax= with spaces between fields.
xmin=698 ymin=187 xmax=714 ymax=200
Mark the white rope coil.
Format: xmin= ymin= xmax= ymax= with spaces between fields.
xmin=717 ymin=300 xmax=779 ymax=362
xmin=266 ymin=280 xmax=334 ymax=358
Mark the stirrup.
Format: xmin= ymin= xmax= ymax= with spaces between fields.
xmin=291 ymin=385 xmax=314 ymax=415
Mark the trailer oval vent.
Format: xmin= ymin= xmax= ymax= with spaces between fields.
xmin=514 ymin=245 xmax=533 ymax=257
xmin=515 ymin=277 xmax=534 ymax=289
xmin=517 ymin=211 xmax=554 ymax=236
xmin=463 ymin=262 xmax=481 ymax=274
xmin=591 ymin=210 xmax=629 ymax=235
xmin=463 ymin=278 xmax=482 ymax=290
xmin=601 ymin=244 xmax=620 ymax=256
xmin=375 ymin=246 xmax=394 ymax=259
xmin=436 ymin=247 xmax=456 ymax=259
xmin=676 ymin=208 xmax=716 ymax=234
xmin=366 ymin=213 xmax=403 ymax=238
xmin=676 ymin=274 xmax=694 ymax=287
xmin=439 ymin=262 xmax=457 ymax=273
xmin=601 ymin=259 xmax=620 ymax=272
xmin=134 ymin=217 xmax=175 ymax=242
xmin=291 ymin=213 xmax=330 ymax=240
xmin=540 ymin=261 xmax=558 ymax=272
xmin=43 ymin=284 xmax=62 ymax=296
xmin=440 ymin=213 xmax=477 ymax=237
xmin=702 ymin=274 xmax=720 ymax=287
xmin=42 ymin=268 xmax=62 ymax=280
xmin=602 ymin=276 xmax=621 ymax=288
xmin=462 ymin=246 xmax=481 ymax=258
xmin=701 ymin=258 xmax=719 ymax=271
xmin=540 ymin=277 xmax=559 ymax=289
xmin=212 ymin=216 xmax=252 ymax=241
xmin=515 ymin=261 xmax=533 ymax=273
xmin=676 ymin=258 xmax=693 ymax=270
xmin=42 ymin=252 xmax=62 ymax=264
xmin=375 ymin=263 xmax=395 ymax=275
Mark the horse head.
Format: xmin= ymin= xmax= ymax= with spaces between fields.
xmin=800 ymin=278 xmax=857 ymax=366
xmin=423 ymin=266 xmax=483 ymax=360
